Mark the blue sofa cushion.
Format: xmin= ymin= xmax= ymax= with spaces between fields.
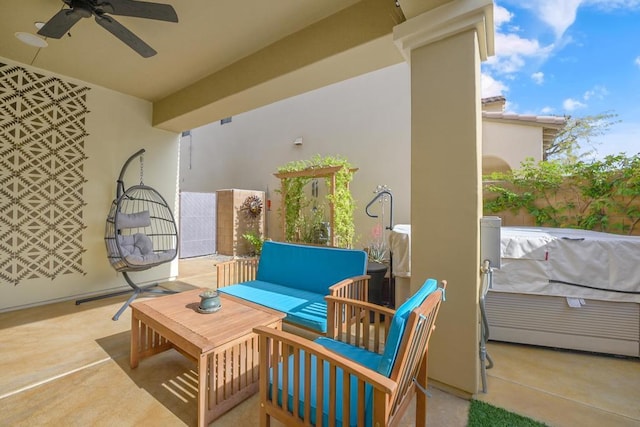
xmin=272 ymin=350 xmax=373 ymax=427
xmin=314 ymin=337 xmax=382 ymax=371
xmin=376 ymin=278 xmax=438 ymax=377
xmin=218 ymin=281 xmax=328 ymax=333
xmin=256 ymin=241 xmax=367 ymax=294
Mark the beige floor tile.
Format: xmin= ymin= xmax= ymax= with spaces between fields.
xmin=0 ymin=296 xmax=132 ymax=395
xmin=485 ymin=341 xmax=640 ymax=421
xmin=1 ymin=350 xmax=195 ymax=427
xmin=478 ymin=374 xmax=639 ymax=427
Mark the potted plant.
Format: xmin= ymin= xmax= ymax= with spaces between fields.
xmin=365 ymin=222 xmax=390 ymax=308
xmin=367 ymin=240 xmax=387 ymax=264
xmin=242 ymin=231 xmax=266 ymax=256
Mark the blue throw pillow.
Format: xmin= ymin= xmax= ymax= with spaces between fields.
xmin=376 ymin=278 xmax=438 ymax=377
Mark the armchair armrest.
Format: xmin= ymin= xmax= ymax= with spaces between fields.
xmin=325 ymin=295 xmax=396 ymax=354
xmin=329 ymin=274 xmax=370 ymax=300
xmin=215 ymin=258 xmax=258 ymax=287
xmin=253 ymin=325 xmax=397 ymax=427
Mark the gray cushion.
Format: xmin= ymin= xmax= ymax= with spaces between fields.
xmin=117 ymin=211 xmax=151 ymax=229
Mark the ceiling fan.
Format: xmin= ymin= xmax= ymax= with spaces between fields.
xmin=37 ymin=0 xmax=178 ymax=58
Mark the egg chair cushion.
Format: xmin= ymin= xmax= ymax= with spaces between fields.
xmin=117 ymin=211 xmax=151 ymax=229
xmin=115 ymin=234 xmax=176 ymax=266
xmin=118 ymin=233 xmax=153 ymax=257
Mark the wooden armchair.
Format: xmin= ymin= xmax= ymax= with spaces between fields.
xmin=253 ymin=278 xmax=446 ymax=426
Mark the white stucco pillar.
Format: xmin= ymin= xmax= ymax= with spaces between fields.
xmin=394 ymin=0 xmax=494 ymax=395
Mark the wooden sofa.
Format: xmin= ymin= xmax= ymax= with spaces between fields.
xmin=216 ymin=241 xmax=369 ymax=334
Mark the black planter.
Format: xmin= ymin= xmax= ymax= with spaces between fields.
xmin=367 ymin=261 xmax=388 ymax=306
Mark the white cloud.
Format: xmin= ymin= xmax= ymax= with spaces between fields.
xmin=531 ymin=72 xmax=545 ymax=84
xmin=495 ymin=33 xmax=548 ymax=57
xmin=494 ymin=4 xmax=514 ymax=27
xmin=563 ymin=98 xmax=587 ymax=110
xmin=635 ymin=56 xmax=640 ymax=67
xmin=559 ymin=85 xmax=607 ymax=113
xmin=583 ymin=85 xmax=609 ymax=100
xmin=482 ymin=3 xmax=552 ymax=109
xmin=541 ymin=106 xmax=554 ymax=114
xmin=484 ymin=4 xmax=554 ymax=77
xmin=485 ymin=32 xmax=553 ymax=75
xmin=536 ymin=0 xmax=583 ymax=38
xmin=585 ymin=0 xmax=640 ymax=11
xmin=481 ymin=73 xmax=509 ymax=97
xmin=522 ymin=0 xmax=640 ymax=39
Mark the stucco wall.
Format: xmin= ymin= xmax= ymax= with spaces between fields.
xmin=0 ymin=57 xmax=180 ymax=311
xmin=483 ymin=120 xmax=542 ymax=171
xmin=179 ymin=63 xmax=411 ymax=250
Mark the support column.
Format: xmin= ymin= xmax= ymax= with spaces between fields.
xmin=394 ymin=0 xmax=494 ymax=395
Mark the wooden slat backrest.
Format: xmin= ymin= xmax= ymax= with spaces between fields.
xmin=326 ymin=296 xmax=394 ymax=353
xmin=216 ymin=258 xmax=258 ymax=287
xmin=388 ymin=283 xmax=445 ymax=423
xmin=329 ymin=275 xmax=369 ymax=300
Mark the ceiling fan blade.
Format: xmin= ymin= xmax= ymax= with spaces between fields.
xmin=94 ymin=15 xmax=157 ymax=58
xmin=98 ymin=0 xmax=178 ymax=22
xmin=37 ymin=9 xmax=83 ymax=39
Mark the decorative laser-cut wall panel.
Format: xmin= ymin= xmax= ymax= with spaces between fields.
xmin=0 ymin=63 xmax=89 ymax=285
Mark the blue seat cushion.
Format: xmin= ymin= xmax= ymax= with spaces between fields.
xmin=376 ymin=278 xmax=438 ymax=377
xmin=271 ymin=349 xmax=373 ymax=427
xmin=218 ymin=281 xmax=328 ymax=333
xmin=257 ymin=241 xmax=367 ymax=294
xmin=314 ymin=337 xmax=382 ymax=371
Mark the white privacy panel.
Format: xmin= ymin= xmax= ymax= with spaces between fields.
xmin=179 ymin=192 xmax=216 ymax=258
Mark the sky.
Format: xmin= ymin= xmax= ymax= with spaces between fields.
xmin=481 ymin=0 xmax=640 ymax=159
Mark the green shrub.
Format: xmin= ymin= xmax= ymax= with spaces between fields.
xmin=484 ymin=154 xmax=640 ymax=235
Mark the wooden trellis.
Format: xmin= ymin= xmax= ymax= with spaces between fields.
xmin=274 ymin=165 xmax=357 ymax=247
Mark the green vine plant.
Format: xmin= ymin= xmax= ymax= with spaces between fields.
xmin=484 ymin=154 xmax=640 ymax=235
xmin=276 ymin=154 xmax=356 ymax=248
xmin=300 ymin=205 xmax=330 ymax=245
xmin=242 ymin=231 xmax=266 ymax=256
xmin=280 ymin=175 xmax=311 ymax=243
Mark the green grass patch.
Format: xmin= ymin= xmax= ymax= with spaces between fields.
xmin=468 ymin=400 xmax=548 ymax=427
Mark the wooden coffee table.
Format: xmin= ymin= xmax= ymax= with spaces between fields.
xmin=130 ymin=288 xmax=285 ymax=426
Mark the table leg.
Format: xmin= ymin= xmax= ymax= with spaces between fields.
xmin=130 ymin=311 xmax=139 ymax=369
xmin=198 ymin=353 xmax=207 ymax=427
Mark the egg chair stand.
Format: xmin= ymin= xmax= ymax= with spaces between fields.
xmin=75 ymin=149 xmax=179 ymax=320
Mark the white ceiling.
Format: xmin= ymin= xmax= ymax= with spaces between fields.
xmin=0 ymin=0 xmax=362 ymax=101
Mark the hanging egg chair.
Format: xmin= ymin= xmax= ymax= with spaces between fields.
xmin=76 ymin=149 xmax=179 ymax=320
xmin=104 ymin=185 xmax=178 ymax=272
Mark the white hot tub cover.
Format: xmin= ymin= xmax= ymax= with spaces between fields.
xmin=493 ymin=226 xmax=640 ymax=303
xmin=389 ymin=224 xmax=411 ymax=278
